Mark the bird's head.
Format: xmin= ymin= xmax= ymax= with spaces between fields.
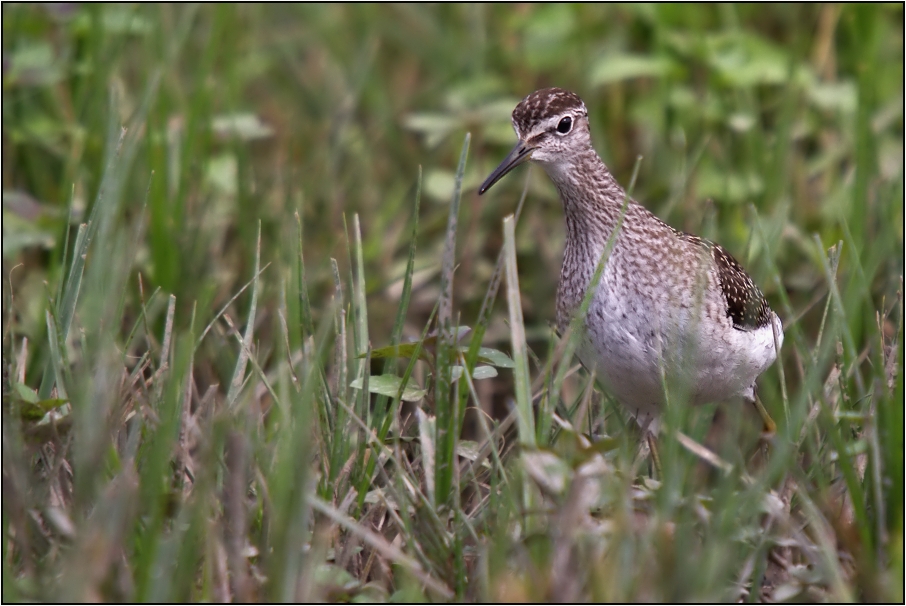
xmin=479 ymin=88 xmax=591 ymax=195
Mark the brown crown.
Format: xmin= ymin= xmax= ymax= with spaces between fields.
xmin=512 ymin=88 xmax=587 ymax=134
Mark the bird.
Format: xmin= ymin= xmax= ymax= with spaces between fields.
xmin=478 ymin=87 xmax=783 ymax=437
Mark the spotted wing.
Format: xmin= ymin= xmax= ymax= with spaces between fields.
xmin=711 ymin=244 xmax=772 ymax=331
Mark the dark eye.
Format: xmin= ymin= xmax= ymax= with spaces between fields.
xmin=557 ymin=116 xmax=572 ymax=134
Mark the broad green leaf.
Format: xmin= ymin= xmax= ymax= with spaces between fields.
xmin=522 ymin=449 xmax=572 ymax=496
xmin=590 ymin=53 xmax=671 ymax=86
xmin=205 ymin=154 xmax=238 ymax=196
xmin=366 ymin=326 xmax=472 ymax=361
xmin=424 ymin=169 xmax=457 ymax=202
xmin=581 ymin=436 xmax=621 ymax=456
xmin=20 ymin=399 xmax=70 ymax=422
xmin=523 ymin=4 xmax=577 ymax=71
xmin=808 ymin=81 xmax=857 ymax=113
xmin=456 ymin=440 xmax=481 ymax=461
xmin=211 ymin=113 xmax=274 ymax=141
xmin=13 ymin=382 xmax=39 ymax=404
xmin=471 ymin=365 xmax=498 ymax=380
xmin=472 ymin=346 xmax=515 ymax=368
xmin=402 ymin=112 xmax=459 ymax=136
xmin=12 ymin=384 xmax=70 ymax=422
xmin=102 ymin=7 xmax=152 ymax=34
xmin=366 ymin=342 xmax=422 ymax=360
xmin=705 ymin=32 xmax=792 ymax=87
xmin=349 ymin=374 xmax=426 ymax=402
xmin=694 ymin=163 xmax=765 ymax=204
xmin=450 ymin=365 xmax=497 ymax=381
xmin=352 ymin=582 xmax=390 ymax=603
xmin=313 ymin=562 xmax=359 ymax=593
xmin=5 ymin=42 xmax=64 ymax=87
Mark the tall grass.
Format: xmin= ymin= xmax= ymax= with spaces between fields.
xmin=3 ymin=4 xmax=903 ymax=601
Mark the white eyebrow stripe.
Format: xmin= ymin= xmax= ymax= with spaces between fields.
xmin=527 ymin=114 xmax=572 ymax=138
xmin=542 ymin=115 xmax=565 ymax=131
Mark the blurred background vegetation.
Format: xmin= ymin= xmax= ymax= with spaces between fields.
xmin=2 ymin=4 xmax=903 ymax=602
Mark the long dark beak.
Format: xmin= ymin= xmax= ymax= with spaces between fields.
xmin=478 ymin=140 xmax=534 ymax=195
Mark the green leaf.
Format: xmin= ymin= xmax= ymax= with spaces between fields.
xmin=352 ymin=582 xmax=390 ymax=603
xmin=472 ymin=346 xmax=515 ymax=368
xmin=450 ymin=365 xmax=497 ymax=381
xmin=313 ymin=562 xmax=359 ymax=593
xmin=424 ymin=169 xmax=457 ymax=202
xmin=350 ymin=374 xmax=426 ymax=402
xmin=402 ymin=112 xmax=458 ymax=133
xmin=13 ymin=382 xmax=39 ymax=404
xmin=704 ymin=32 xmax=792 ymax=87
xmin=471 ymin=365 xmax=498 ymax=380
xmin=102 ymin=7 xmax=152 ymax=34
xmin=808 ymin=81 xmax=857 ymax=113
xmin=5 ymin=42 xmax=64 ymax=87
xmin=20 ymin=405 xmax=44 ymax=421
xmin=523 ymin=4 xmax=577 ymax=71
xmin=581 ymin=436 xmax=621 ymax=457
xmin=456 ymin=440 xmax=482 ymax=461
xmin=12 ymin=382 xmax=70 ymax=421
xmin=590 ymin=53 xmax=671 ymax=86
xmin=366 ymin=342 xmax=423 ymax=360
xmin=366 ymin=326 xmax=472 ymax=361
xmin=32 ymin=399 xmax=70 ymax=416
xmin=522 ymin=449 xmax=572 ymax=496
xmin=211 ymin=113 xmax=274 ymax=141
xmin=204 ymin=154 xmax=238 ymax=197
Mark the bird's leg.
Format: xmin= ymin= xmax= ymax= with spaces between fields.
xmin=646 ymin=432 xmax=662 ymax=478
xmin=635 ymin=412 xmax=662 ymax=478
xmin=750 ymin=395 xmax=776 ymax=436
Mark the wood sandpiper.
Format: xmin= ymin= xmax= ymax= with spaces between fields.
xmin=479 ymin=87 xmax=783 ymax=435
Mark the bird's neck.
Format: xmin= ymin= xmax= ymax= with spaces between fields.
xmin=543 ymin=149 xmax=628 ymax=252
xmin=543 ymin=149 xmax=630 ymax=328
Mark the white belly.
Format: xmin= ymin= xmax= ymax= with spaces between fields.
xmin=574 ymin=283 xmax=783 ymax=426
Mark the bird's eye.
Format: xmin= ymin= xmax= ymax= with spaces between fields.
xmin=556 ymin=116 xmax=572 ymax=134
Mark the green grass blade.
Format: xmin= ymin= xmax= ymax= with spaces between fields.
xmin=435 ymin=133 xmax=470 ymax=506
xmin=226 ymin=222 xmax=262 ymax=408
xmin=357 ymin=167 xmax=423 ymax=511
xmin=502 ymin=215 xmax=534 ymax=446
xmin=295 ymin=211 xmax=315 ymax=339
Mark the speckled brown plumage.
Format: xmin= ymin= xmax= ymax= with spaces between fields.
xmin=479 ymin=87 xmax=784 ymax=430
xmin=710 ymin=243 xmax=772 ymax=330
